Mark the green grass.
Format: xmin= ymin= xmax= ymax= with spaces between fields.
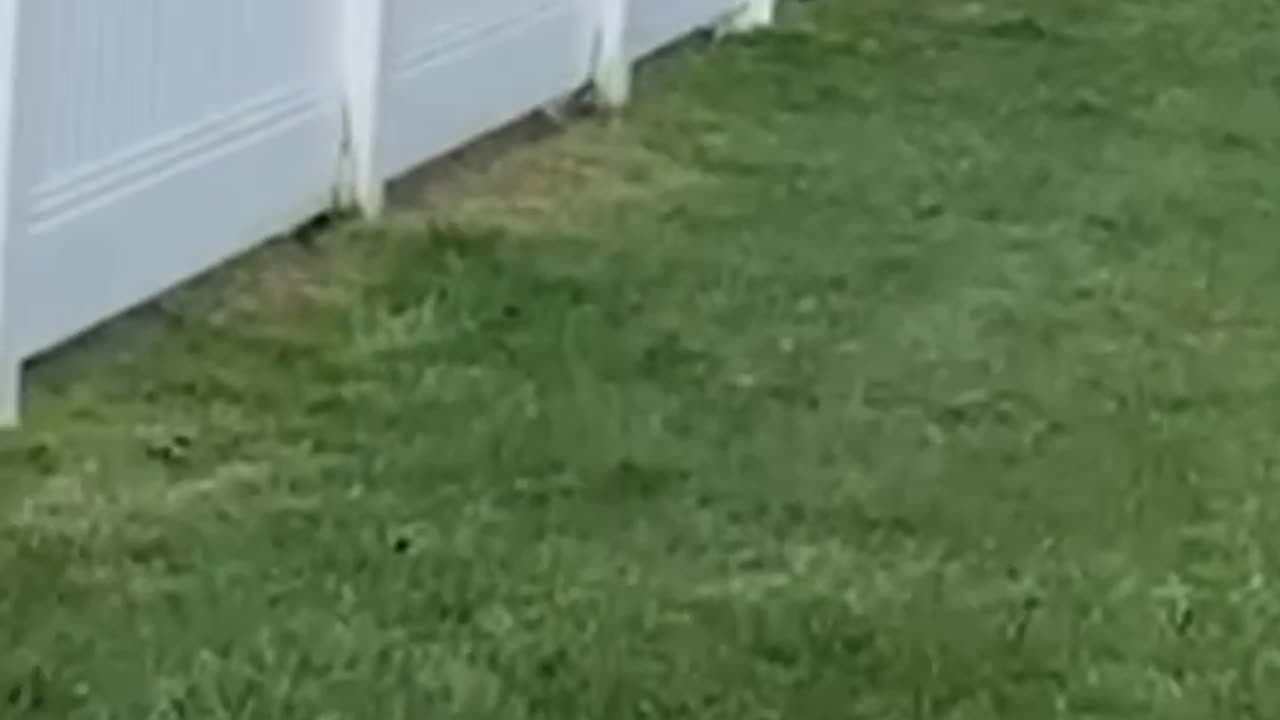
xmin=5 ymin=0 xmax=1280 ymax=716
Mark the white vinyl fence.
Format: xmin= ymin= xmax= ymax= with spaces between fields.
xmin=0 ymin=0 xmax=773 ymax=424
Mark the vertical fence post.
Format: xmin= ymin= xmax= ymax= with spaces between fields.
xmin=724 ymin=0 xmax=776 ymax=33
xmin=0 ymin=0 xmax=24 ymax=426
xmin=340 ymin=0 xmax=389 ymax=216
xmin=592 ymin=0 xmax=631 ymax=108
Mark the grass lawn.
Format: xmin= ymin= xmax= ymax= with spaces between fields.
xmin=5 ymin=0 xmax=1280 ymax=716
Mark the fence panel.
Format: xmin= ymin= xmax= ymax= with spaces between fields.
xmin=624 ymin=0 xmax=746 ymax=59
xmin=378 ymin=0 xmax=594 ymax=180
xmin=1 ymin=0 xmax=345 ymax=361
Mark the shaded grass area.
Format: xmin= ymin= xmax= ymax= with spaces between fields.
xmin=6 ymin=0 xmax=1280 ymax=716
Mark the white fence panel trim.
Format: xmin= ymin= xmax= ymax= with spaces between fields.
xmin=0 ymin=0 xmax=23 ymax=425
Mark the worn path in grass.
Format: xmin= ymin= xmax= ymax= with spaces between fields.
xmin=5 ymin=0 xmax=1280 ymax=717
